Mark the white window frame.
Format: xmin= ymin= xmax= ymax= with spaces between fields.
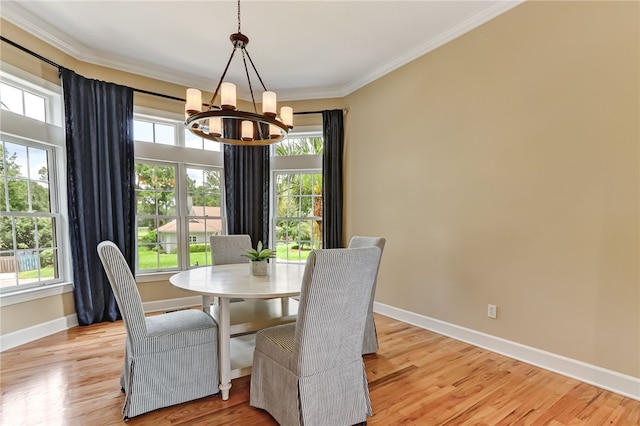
xmin=270 ymin=126 xmax=323 ymax=263
xmin=134 ymin=108 xmax=225 ymax=282
xmin=0 ymin=63 xmax=62 ymax=126
xmin=134 ymin=159 xmax=180 ymax=273
xmin=0 ymin=63 xmax=72 ymax=306
xmin=183 ymin=164 xmax=224 ymax=268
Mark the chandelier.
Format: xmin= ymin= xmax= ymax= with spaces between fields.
xmin=184 ymin=0 xmax=293 ymax=146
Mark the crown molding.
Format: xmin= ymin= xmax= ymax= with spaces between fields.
xmin=2 ymin=0 xmax=525 ymax=102
xmin=341 ymin=0 xmax=526 ymax=97
xmin=1 ymin=1 xmax=88 ymax=61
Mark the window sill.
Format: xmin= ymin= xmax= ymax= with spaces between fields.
xmin=0 ymin=282 xmax=74 ymax=307
xmin=0 ymin=271 xmax=175 ymax=307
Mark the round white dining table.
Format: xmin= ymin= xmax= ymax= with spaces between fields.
xmin=169 ymin=262 xmax=305 ymax=400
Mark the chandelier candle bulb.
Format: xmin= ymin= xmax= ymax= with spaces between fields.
xmin=269 ymin=124 xmax=279 ymax=138
xmin=221 ymin=82 xmax=237 ymax=109
xmin=262 ymin=91 xmax=277 ymax=117
xmin=185 ymin=88 xmax=202 ymax=114
xmin=281 ymin=106 xmax=293 ymax=128
xmin=242 ymin=120 xmax=253 ymax=140
xmin=208 ymin=117 xmax=222 ymax=136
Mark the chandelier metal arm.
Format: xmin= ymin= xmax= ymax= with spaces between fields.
xmin=209 ymin=46 xmax=240 ymax=106
xmin=240 ymin=48 xmax=266 ymax=139
xmin=243 ymin=49 xmax=268 ymax=93
xmin=241 ymin=49 xmax=258 ymax=111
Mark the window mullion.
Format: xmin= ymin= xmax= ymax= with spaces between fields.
xmin=177 ymin=162 xmax=189 ymax=269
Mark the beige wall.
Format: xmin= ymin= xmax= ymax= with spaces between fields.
xmin=0 ymin=292 xmax=75 ymax=335
xmin=345 ymin=1 xmax=639 ymax=377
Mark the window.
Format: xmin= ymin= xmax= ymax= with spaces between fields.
xmin=274 ymin=135 xmax=323 ymax=156
xmin=134 ymin=162 xmax=224 ymax=272
xmin=133 ymin=113 xmax=322 ymax=272
xmin=271 ymin=132 xmax=323 ymax=263
xmin=0 ymin=65 xmax=66 ymax=295
xmin=134 ymin=110 xmax=225 ymax=274
xmin=1 ymin=141 xmax=60 ymax=290
xmin=185 ymin=129 xmax=221 ymax=152
xmin=133 ymin=119 xmax=176 ymax=145
xmin=0 ymin=65 xmax=61 ymax=126
xmin=133 ymin=115 xmax=221 ymax=152
xmin=135 ymin=162 xmax=178 ymax=272
xmin=186 ymin=167 xmax=222 ymax=267
xmin=1 ymin=81 xmax=46 ymax=122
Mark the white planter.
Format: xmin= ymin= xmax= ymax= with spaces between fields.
xmin=250 ymin=260 xmax=268 ymax=276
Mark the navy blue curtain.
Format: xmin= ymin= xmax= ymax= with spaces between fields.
xmin=322 ymin=110 xmax=344 ymax=248
xmin=223 ymin=120 xmax=270 ymax=248
xmin=61 ymin=68 xmax=135 ymax=325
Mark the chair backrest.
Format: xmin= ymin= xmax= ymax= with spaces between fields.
xmin=293 ymin=247 xmax=382 ymax=376
xmin=348 ymin=235 xmax=386 ymax=294
xmin=348 ymin=236 xmax=386 ymax=253
xmin=97 ymin=241 xmax=147 ymax=340
xmin=210 ymin=234 xmax=252 ymax=265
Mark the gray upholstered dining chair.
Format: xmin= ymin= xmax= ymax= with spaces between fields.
xmin=97 ymin=241 xmax=219 ymax=419
xmin=209 ymin=234 xmax=252 ymax=305
xmin=250 ymin=246 xmax=382 ymax=426
xmin=348 ymin=236 xmax=386 ymax=355
xmin=210 ymin=234 xmax=252 ymax=265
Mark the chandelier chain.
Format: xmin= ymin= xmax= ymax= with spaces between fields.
xmin=237 ymin=0 xmax=241 ymax=33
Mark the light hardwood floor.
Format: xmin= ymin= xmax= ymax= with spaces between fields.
xmin=1 ymin=313 xmax=639 ymax=425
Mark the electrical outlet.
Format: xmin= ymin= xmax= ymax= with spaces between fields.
xmin=487 ymin=304 xmax=497 ymax=319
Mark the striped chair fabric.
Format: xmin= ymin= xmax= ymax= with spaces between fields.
xmin=250 ymin=247 xmax=382 ymax=426
xmin=210 ymin=234 xmax=252 ymax=304
xmin=348 ymin=236 xmax=386 ymax=355
xmin=97 ymin=241 xmax=219 ymax=419
xmin=210 ymin=234 xmax=252 ymax=265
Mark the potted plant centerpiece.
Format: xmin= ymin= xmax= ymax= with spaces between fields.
xmin=243 ymin=241 xmax=276 ymax=276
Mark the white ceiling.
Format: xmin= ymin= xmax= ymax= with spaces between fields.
xmin=1 ymin=1 xmax=523 ymax=101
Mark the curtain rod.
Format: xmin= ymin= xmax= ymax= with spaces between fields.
xmin=1 ymin=36 xmax=325 ymax=115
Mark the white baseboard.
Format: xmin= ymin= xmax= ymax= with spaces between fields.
xmin=0 ymin=296 xmax=203 ymax=352
xmin=1 ymin=313 xmax=79 ymax=352
xmin=373 ymin=302 xmax=640 ymax=401
xmin=6 ymin=297 xmax=637 ymax=402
